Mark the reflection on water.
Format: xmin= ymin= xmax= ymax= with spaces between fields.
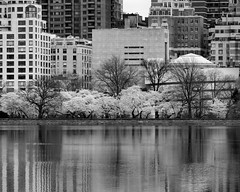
xmin=0 ymin=124 xmax=240 ymax=192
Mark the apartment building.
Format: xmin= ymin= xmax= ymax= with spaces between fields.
xmin=190 ymin=0 xmax=229 ymax=27
xmin=37 ymin=0 xmax=122 ymax=39
xmin=209 ymin=1 xmax=240 ymax=67
xmin=0 ymin=0 xmax=52 ymax=92
xmin=148 ymin=0 xmax=208 ymax=58
xmin=51 ymin=36 xmax=92 ymax=89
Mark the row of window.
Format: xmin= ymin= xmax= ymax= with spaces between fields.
xmin=0 ymin=41 xmax=51 ymax=49
xmin=0 ymin=68 xmax=33 ymax=73
xmin=0 ymin=54 xmax=51 ymax=60
xmin=0 ymin=33 xmax=51 ymax=41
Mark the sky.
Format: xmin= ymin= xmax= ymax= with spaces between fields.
xmin=123 ymin=0 xmax=151 ymax=18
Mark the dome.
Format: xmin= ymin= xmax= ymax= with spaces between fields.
xmin=171 ymin=53 xmax=217 ymax=68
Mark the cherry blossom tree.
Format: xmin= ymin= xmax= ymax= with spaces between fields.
xmin=208 ymin=98 xmax=228 ymax=119
xmin=0 ymin=92 xmax=37 ymax=118
xmin=20 ymin=78 xmax=62 ymax=119
xmin=119 ymin=86 xmax=161 ymax=119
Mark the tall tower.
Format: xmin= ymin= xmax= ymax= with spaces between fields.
xmin=0 ymin=0 xmax=52 ymax=92
xmin=37 ymin=0 xmax=123 ymax=40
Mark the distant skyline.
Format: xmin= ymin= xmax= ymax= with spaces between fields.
xmin=123 ymin=0 xmax=151 ymax=18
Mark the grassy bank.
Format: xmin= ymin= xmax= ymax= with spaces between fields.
xmin=0 ymin=119 xmax=240 ymax=127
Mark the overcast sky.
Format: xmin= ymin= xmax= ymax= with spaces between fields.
xmin=123 ymin=0 xmax=151 ymax=18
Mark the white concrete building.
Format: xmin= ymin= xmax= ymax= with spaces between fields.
xmin=0 ymin=0 xmax=52 ymax=92
xmin=92 ymin=27 xmax=169 ymax=69
xmin=51 ymin=36 xmax=92 ymax=89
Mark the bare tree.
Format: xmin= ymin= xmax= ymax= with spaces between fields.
xmin=170 ymin=62 xmax=206 ymax=118
xmin=206 ymin=69 xmax=235 ymax=100
xmin=94 ymin=56 xmax=139 ymax=96
xmin=141 ymin=59 xmax=169 ymax=91
xmin=20 ymin=78 xmax=61 ymax=119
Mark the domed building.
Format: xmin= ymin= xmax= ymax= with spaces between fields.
xmin=171 ymin=53 xmax=217 ymax=68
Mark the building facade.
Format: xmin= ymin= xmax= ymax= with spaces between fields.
xmin=123 ymin=13 xmax=148 ymax=29
xmin=148 ymin=0 xmax=208 ymax=58
xmin=190 ymin=0 xmax=229 ymax=27
xmin=92 ymin=28 xmax=169 ymax=69
xmin=0 ymin=0 xmax=52 ymax=92
xmin=37 ymin=0 xmax=123 ymax=39
xmin=209 ymin=1 xmax=240 ymax=67
xmin=51 ymin=36 xmax=92 ymax=89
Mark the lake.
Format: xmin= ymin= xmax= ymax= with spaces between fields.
xmin=0 ymin=124 xmax=239 ymax=192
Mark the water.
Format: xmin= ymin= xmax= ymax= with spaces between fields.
xmin=0 ymin=124 xmax=239 ymax=192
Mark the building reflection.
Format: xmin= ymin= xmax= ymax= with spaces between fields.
xmin=0 ymin=125 xmax=239 ymax=191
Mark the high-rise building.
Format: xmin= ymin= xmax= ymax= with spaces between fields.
xmin=209 ymin=1 xmax=240 ymax=67
xmin=148 ymin=0 xmax=208 ymax=58
xmin=37 ymin=0 xmax=123 ymax=39
xmin=51 ymin=36 xmax=92 ymax=89
xmin=0 ymin=0 xmax=52 ymax=92
xmin=190 ymin=0 xmax=229 ymax=27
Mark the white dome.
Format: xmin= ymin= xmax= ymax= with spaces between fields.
xmin=172 ymin=53 xmax=217 ymax=68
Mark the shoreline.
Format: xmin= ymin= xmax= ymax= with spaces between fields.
xmin=0 ymin=119 xmax=240 ymax=126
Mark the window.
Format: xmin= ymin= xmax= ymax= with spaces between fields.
xmin=17 ymin=7 xmax=23 ymax=12
xmin=218 ymin=43 xmax=223 ymax=48
xmin=7 ymin=68 xmax=14 ymax=73
xmin=17 ymin=14 xmax=23 ymax=18
xmin=29 ymin=27 xmax=33 ymax=32
xmin=18 ymin=20 xmax=26 ymax=25
xmin=73 ymin=55 xmax=76 ymax=60
xmin=29 ymin=20 xmax=33 ymax=25
xmin=7 ymin=48 xmax=14 ymax=53
xmin=7 ymin=61 xmax=14 ymax=66
xmin=7 ymin=34 xmax=14 ymax=39
xmin=218 ymin=56 xmax=223 ymax=60
xmin=18 ymin=27 xmax=26 ymax=32
xmin=218 ymin=50 xmax=223 ymax=54
xmin=18 ymin=47 xmax=26 ymax=52
xmin=7 ymin=41 xmax=14 ymax=46
xmin=7 ymin=75 xmax=14 ymax=80
xmin=7 ymin=54 xmax=14 ymax=59
xmin=29 ymin=54 xmax=33 ymax=59
xmin=18 ymin=41 xmax=26 ymax=46
xmin=18 ymin=34 xmax=26 ymax=39
xmin=18 ymin=75 xmax=25 ymax=79
xmin=63 ymin=55 xmax=67 ymax=60
xmin=18 ymin=68 xmax=26 ymax=73
xmin=63 ymin=48 xmax=67 ymax=54
xmin=18 ymin=61 xmax=26 ymax=66
xmin=18 ymin=54 xmax=26 ymax=59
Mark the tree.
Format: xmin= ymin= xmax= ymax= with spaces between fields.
xmin=141 ymin=58 xmax=169 ymax=91
xmin=0 ymin=92 xmax=36 ymax=118
xmin=94 ymin=56 xmax=139 ymax=96
xmin=119 ymin=86 xmax=158 ymax=119
xmin=170 ymin=62 xmax=206 ymax=118
xmin=20 ymin=78 xmax=62 ymax=119
xmin=208 ymin=98 xmax=228 ymax=119
xmin=205 ymin=69 xmax=235 ymax=100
